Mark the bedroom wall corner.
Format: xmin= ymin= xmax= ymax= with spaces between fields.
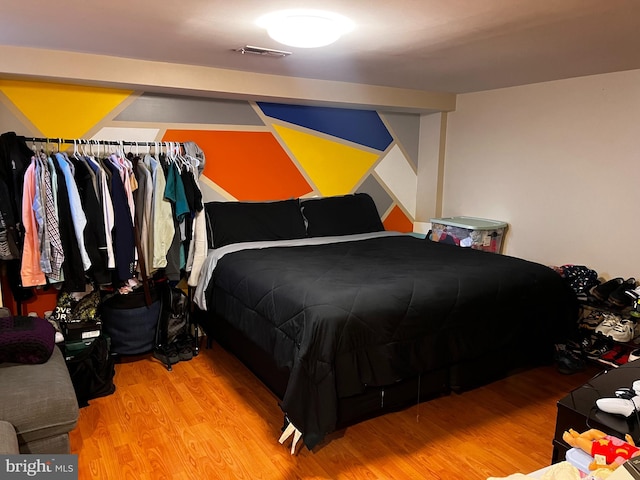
xmin=415 ymin=111 xmax=447 ymax=231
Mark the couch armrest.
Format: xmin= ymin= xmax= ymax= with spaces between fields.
xmin=0 ymin=420 xmax=19 ymax=454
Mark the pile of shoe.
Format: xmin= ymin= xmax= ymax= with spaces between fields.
xmin=573 ymin=336 xmax=630 ymax=368
xmin=567 ymin=333 xmax=640 ymax=369
xmin=590 ymin=277 xmax=638 ymax=308
xmin=153 ymin=333 xmax=197 ymax=366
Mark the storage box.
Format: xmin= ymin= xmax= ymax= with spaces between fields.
xmin=61 ymin=319 xmax=102 ymax=342
xmin=430 ymin=216 xmax=507 ymax=253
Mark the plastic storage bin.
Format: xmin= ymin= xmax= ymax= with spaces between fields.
xmin=430 ymin=216 xmax=507 ymax=253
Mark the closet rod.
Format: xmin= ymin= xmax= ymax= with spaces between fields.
xmin=23 ymin=137 xmax=182 ymax=147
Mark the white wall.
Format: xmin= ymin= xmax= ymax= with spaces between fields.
xmin=442 ymin=69 xmax=640 ymax=279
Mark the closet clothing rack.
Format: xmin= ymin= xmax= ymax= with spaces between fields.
xmin=1 ymin=132 xmax=206 ymax=321
xmin=24 ymin=137 xmax=183 ymax=148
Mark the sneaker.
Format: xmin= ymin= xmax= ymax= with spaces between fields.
xmin=153 ymin=343 xmax=180 ymax=365
xmin=608 ymin=318 xmax=639 ymax=343
xmin=580 ymin=310 xmax=606 ymax=330
xmin=609 ymin=278 xmax=637 ymax=307
xmin=626 ymin=287 xmax=640 ymax=301
xmin=554 ymin=344 xmax=585 ymax=375
xmin=598 ymin=344 xmax=628 ymax=367
xmin=629 ymin=289 xmax=640 ymax=319
xmin=591 ymin=277 xmax=624 ymax=302
xmin=629 ymin=349 xmax=640 ymax=363
xmin=614 ymin=351 xmax=631 ymax=366
xmin=595 ymin=313 xmax=622 ymax=336
xmin=175 ymin=334 xmax=194 ymax=361
xmin=598 ymin=345 xmax=629 ymax=367
xmin=567 ymin=335 xmax=593 ymax=354
xmin=586 ymin=339 xmax=614 ymax=360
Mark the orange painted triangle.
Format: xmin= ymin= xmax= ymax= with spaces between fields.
xmin=383 ymin=205 xmax=413 ymax=233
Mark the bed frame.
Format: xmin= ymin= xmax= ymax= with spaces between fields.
xmin=194 ymin=307 xmax=549 ymax=441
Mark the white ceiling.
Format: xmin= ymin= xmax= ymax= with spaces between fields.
xmin=2 ymin=0 xmax=640 ymax=94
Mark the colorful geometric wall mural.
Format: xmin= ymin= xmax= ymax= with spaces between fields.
xmin=256 ymin=102 xmax=394 ymax=151
xmin=0 ymin=79 xmax=421 ymax=232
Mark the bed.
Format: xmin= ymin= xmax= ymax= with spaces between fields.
xmin=193 ymin=194 xmax=577 ymax=451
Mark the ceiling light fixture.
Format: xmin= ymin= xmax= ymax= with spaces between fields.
xmin=256 ymin=9 xmax=355 ymax=49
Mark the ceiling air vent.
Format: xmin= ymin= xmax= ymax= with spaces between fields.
xmin=235 ymin=45 xmax=292 ymax=57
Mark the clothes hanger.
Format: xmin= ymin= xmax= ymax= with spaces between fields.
xmin=120 ymin=141 xmax=133 ymax=169
xmin=184 ymin=149 xmax=200 ymax=170
xmin=168 ymin=142 xmax=188 ymax=171
xmin=82 ymin=139 xmax=90 ymax=158
xmin=166 ymin=141 xmax=175 ymax=164
xmin=176 ymin=143 xmax=191 ymax=171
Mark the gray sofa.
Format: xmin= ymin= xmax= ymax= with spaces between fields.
xmin=0 ymin=346 xmax=79 ymax=454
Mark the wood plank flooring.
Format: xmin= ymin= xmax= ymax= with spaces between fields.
xmin=69 ymin=342 xmax=598 ymax=479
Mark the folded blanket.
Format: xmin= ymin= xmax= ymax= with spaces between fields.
xmin=0 ymin=315 xmax=55 ymax=364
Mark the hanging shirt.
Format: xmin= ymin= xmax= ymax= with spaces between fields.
xmin=86 ymin=156 xmax=115 ymax=269
xmin=43 ymin=155 xmax=64 ymax=282
xmin=164 ymin=161 xmax=189 ymax=221
xmin=185 ymin=163 xmax=207 ymax=287
xmin=70 ymin=155 xmax=110 ymax=285
xmin=20 ymin=160 xmax=46 ymax=286
xmin=51 ymin=154 xmax=86 ymax=291
xmin=163 ymin=160 xmax=188 ymax=280
xmin=134 ymin=159 xmax=153 ymax=274
xmin=110 ymin=154 xmax=136 ymax=224
xmin=104 ymin=158 xmax=135 ymax=281
xmin=142 ymin=154 xmax=157 ymax=269
xmin=54 ymin=153 xmax=91 ymax=271
xmin=33 ymin=156 xmax=50 ymax=274
xmin=146 ymin=155 xmax=174 ymax=270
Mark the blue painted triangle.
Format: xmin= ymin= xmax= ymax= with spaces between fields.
xmin=258 ymin=102 xmax=392 ymax=151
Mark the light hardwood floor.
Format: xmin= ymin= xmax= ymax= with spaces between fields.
xmin=69 ymin=341 xmax=597 ymax=480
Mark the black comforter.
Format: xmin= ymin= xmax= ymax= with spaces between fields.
xmin=205 ymin=234 xmax=576 ymax=449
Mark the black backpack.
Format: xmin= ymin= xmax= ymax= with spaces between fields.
xmin=156 ymin=286 xmax=190 ymax=348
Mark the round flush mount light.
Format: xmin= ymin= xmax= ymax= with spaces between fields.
xmin=256 ymin=9 xmax=355 ymax=48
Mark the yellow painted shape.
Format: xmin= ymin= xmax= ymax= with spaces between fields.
xmin=273 ymin=125 xmax=379 ymax=196
xmin=0 ymin=80 xmax=132 ymax=138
